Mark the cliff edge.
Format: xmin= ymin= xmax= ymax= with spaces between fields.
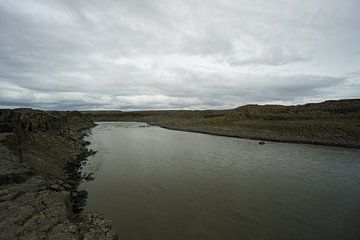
xmin=0 ymin=109 xmax=117 ymax=240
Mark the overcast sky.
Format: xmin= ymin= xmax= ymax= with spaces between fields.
xmin=0 ymin=0 xmax=359 ymax=110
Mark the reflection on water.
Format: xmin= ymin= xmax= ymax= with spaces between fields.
xmin=80 ymin=122 xmax=360 ymax=240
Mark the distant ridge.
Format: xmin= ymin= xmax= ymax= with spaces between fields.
xmin=84 ymin=99 xmax=360 ymax=149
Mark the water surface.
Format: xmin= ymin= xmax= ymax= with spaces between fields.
xmin=80 ymin=122 xmax=360 ymax=240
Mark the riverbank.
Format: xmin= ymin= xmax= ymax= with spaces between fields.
xmin=84 ymin=99 xmax=360 ymax=149
xmin=0 ymin=109 xmax=117 ymax=239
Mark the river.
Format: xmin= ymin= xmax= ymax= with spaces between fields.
xmin=79 ymin=122 xmax=360 ymax=240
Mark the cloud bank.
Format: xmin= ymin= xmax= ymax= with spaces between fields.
xmin=1 ymin=0 xmax=359 ymax=110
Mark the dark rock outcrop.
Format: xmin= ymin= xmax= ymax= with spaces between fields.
xmin=0 ymin=108 xmax=117 ymax=240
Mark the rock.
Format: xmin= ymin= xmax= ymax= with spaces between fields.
xmin=63 ymin=184 xmax=72 ymax=190
xmin=258 ymin=141 xmax=266 ymax=145
xmin=81 ymin=213 xmax=117 ymax=240
xmin=49 ymin=184 xmax=61 ymax=191
xmin=0 ymin=144 xmax=33 ymax=185
xmin=0 ymin=109 xmax=116 ymax=239
xmin=84 ymin=173 xmax=95 ymax=181
xmin=47 ymin=220 xmax=80 ymax=240
xmin=77 ymin=190 xmax=88 ymax=198
xmin=57 ymin=179 xmax=64 ymax=185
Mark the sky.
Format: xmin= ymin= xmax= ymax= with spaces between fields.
xmin=0 ymin=0 xmax=359 ymax=110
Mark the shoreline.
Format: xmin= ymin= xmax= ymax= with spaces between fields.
xmin=84 ymin=99 xmax=360 ymax=150
xmin=95 ymin=120 xmax=360 ymax=149
xmin=153 ymin=123 xmax=360 ymax=149
xmin=0 ymin=109 xmax=117 ymax=239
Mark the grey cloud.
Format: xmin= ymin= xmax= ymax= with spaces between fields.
xmin=0 ymin=0 xmax=359 ymax=110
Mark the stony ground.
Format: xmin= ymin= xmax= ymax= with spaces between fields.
xmin=0 ymin=109 xmax=117 ymax=240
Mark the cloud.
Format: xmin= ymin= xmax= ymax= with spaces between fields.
xmin=0 ymin=0 xmax=359 ymax=110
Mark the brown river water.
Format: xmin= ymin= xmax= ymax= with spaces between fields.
xmin=80 ymin=122 xmax=360 ymax=240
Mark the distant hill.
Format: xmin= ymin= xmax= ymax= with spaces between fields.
xmin=83 ymin=99 xmax=360 ymax=148
xmin=227 ymin=99 xmax=360 ymax=120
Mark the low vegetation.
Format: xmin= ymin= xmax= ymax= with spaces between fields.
xmin=84 ymin=99 xmax=360 ymax=148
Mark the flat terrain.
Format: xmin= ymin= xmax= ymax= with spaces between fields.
xmin=83 ymin=99 xmax=360 ymax=148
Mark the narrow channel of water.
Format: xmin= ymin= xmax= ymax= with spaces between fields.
xmin=80 ymin=122 xmax=360 ymax=240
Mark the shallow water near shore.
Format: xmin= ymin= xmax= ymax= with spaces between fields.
xmin=80 ymin=122 xmax=360 ymax=240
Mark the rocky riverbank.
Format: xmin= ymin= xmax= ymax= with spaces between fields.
xmin=0 ymin=109 xmax=117 ymax=239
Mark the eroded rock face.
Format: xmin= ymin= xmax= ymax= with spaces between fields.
xmin=0 ymin=144 xmax=33 ymax=184
xmin=0 ymin=109 xmax=117 ymax=240
xmin=0 ymin=108 xmax=94 ymax=134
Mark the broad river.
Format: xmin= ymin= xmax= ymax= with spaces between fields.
xmin=80 ymin=122 xmax=360 ymax=240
